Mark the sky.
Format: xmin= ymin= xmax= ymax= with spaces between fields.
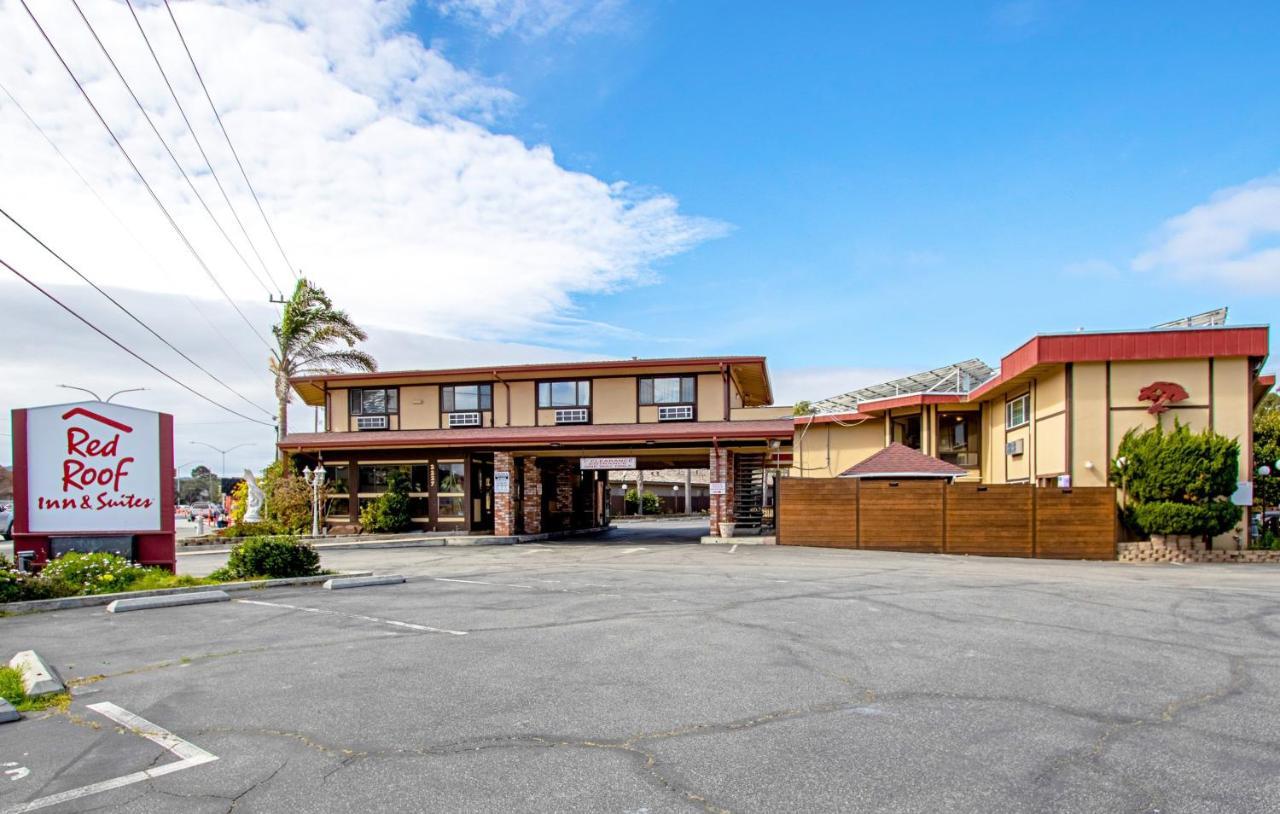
xmin=0 ymin=0 xmax=1277 ymax=473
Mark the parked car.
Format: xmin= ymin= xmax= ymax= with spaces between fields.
xmin=0 ymin=504 xmax=11 ymax=540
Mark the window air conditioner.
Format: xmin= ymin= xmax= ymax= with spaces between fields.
xmin=448 ymin=412 xmax=481 ymax=427
xmin=355 ymin=415 xmax=388 ymax=431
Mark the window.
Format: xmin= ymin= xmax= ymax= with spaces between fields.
xmin=1006 ymin=394 xmax=1030 ymax=429
xmin=891 ymin=414 xmax=922 ymax=450
xmin=349 ymin=388 xmax=398 ymax=416
xmin=639 ymin=376 xmax=695 ymax=405
xmin=538 ymin=380 xmax=591 ymax=408
xmin=938 ymin=413 xmax=980 ymax=467
xmin=441 ymin=384 xmax=492 ymax=412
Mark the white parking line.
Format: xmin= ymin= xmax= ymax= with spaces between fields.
xmin=619 ymin=548 xmax=648 ymax=554
xmin=233 ymin=599 xmax=467 ymax=636
xmin=1 ymin=702 xmax=217 ymax=814
xmin=432 ymin=577 xmax=533 ymax=589
xmin=729 ymin=544 xmax=738 ymax=554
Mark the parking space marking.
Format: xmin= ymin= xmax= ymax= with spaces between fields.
xmin=1 ymin=702 xmax=217 ymax=814
xmin=729 ymin=545 xmax=738 ymax=554
xmin=233 ymin=599 xmax=467 ymax=635
xmin=432 ymin=577 xmax=533 ymax=589
xmin=619 ymin=548 xmax=648 ymax=554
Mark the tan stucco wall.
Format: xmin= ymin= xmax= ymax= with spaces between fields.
xmin=1071 ymin=363 xmax=1108 ymax=487
xmin=329 ymin=389 xmax=349 ymax=433
xmin=731 ymin=406 xmax=793 ymax=420
xmin=1035 ymin=412 xmax=1067 ymax=477
xmin=1110 ymin=359 xmax=1211 ymax=409
xmin=400 ymin=385 xmax=439 ymax=430
xmin=792 ymin=419 xmax=884 ymax=478
xmin=507 ymin=381 xmax=536 ymax=427
xmin=638 ymin=405 xmax=660 ymax=423
xmin=697 ymin=373 xmax=724 ymax=421
xmin=1036 ymin=367 xmax=1067 ymax=418
xmin=593 ymin=378 xmax=635 ymax=424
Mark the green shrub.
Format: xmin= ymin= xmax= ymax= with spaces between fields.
xmin=0 ymin=568 xmax=78 ymax=603
xmin=1132 ymin=501 xmax=1240 ymax=537
xmin=359 ymin=468 xmax=412 ymax=533
xmin=0 ymin=666 xmax=24 ymax=706
xmin=224 ymin=536 xmax=321 ymax=579
xmin=1251 ymin=528 xmax=1280 ymax=551
xmin=624 ymin=488 xmax=662 ymax=515
xmin=1113 ymin=422 xmax=1241 ymax=539
xmin=40 ymin=552 xmax=146 ymax=595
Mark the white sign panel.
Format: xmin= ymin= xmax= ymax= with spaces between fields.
xmin=25 ymin=402 xmax=164 ymax=533
xmin=1232 ymin=481 xmax=1254 ymax=506
xmin=1057 ymin=474 xmax=1071 ymax=489
xmin=580 ymin=457 xmax=637 ymax=470
xmin=709 ymin=482 xmax=727 ymax=495
xmin=494 ymin=472 xmax=511 ymax=495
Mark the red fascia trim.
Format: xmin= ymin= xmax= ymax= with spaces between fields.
xmin=968 ymin=327 xmax=1271 ymax=402
xmin=794 ymin=411 xmax=878 ymax=426
xmin=159 ymin=412 xmax=175 ymax=533
xmin=293 ymin=356 xmax=770 ymax=386
xmin=277 ymin=424 xmax=794 ymax=451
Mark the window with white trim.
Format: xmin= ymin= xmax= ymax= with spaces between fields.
xmin=1005 ymin=393 xmax=1030 ymax=429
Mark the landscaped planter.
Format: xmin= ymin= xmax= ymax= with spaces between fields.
xmin=718 ymin=522 xmax=737 ymax=538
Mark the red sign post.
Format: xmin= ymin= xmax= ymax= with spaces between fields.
xmin=11 ymin=402 xmax=175 ymax=571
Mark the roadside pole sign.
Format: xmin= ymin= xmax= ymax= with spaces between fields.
xmin=12 ymin=401 xmax=175 ymax=571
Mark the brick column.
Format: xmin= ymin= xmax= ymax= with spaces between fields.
xmin=709 ymin=448 xmax=736 ymax=532
xmin=522 ymin=456 xmax=542 ymax=534
xmin=494 ymin=452 xmax=515 ymax=536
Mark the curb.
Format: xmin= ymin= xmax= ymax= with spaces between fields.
xmin=107 ymin=591 xmax=231 ymax=614
xmin=177 ymin=526 xmax=613 ymax=555
xmin=9 ymin=650 xmax=64 ymax=697
xmin=0 ymin=571 xmax=373 ymax=615
xmin=323 ymin=575 xmax=406 ymax=590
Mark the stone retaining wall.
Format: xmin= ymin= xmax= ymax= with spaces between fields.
xmin=1118 ymin=537 xmax=1280 ymax=563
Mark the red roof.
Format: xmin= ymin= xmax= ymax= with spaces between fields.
xmin=839 ymin=443 xmax=968 ymax=479
xmin=279 ymin=418 xmax=795 ymax=451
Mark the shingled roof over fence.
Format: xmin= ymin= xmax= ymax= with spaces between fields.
xmin=838 ymin=443 xmax=969 ymax=479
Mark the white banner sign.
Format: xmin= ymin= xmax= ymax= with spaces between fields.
xmin=709 ymin=482 xmax=727 ymax=495
xmin=24 ymin=402 xmax=164 ymax=533
xmin=494 ymin=472 xmax=511 ymax=495
xmin=580 ymin=457 xmax=636 ymax=470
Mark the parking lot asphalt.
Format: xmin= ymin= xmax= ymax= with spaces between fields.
xmin=4 ymin=520 xmax=1280 ymax=812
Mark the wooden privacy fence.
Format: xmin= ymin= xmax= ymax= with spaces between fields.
xmin=777 ymin=479 xmax=1118 ymax=560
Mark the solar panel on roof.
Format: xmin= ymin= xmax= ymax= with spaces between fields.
xmin=810 ymin=359 xmax=996 ymax=414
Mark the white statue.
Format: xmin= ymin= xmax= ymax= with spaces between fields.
xmin=243 ymin=468 xmax=265 ymax=523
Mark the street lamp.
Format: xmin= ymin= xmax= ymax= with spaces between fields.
xmin=302 ymin=465 xmax=327 ymax=538
xmin=189 ymin=441 xmax=254 ymax=479
xmin=58 ymin=384 xmax=148 ymax=403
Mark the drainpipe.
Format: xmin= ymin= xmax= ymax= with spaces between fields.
xmin=492 ymin=371 xmax=511 ymax=426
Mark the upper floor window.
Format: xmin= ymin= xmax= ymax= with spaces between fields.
xmin=349 ymin=387 xmax=398 ymax=416
xmin=538 ymin=380 xmax=591 ymax=408
xmin=639 ymin=376 xmax=695 ymax=405
xmin=1006 ymin=393 xmax=1030 ymax=429
xmin=441 ymin=384 xmax=492 ymax=412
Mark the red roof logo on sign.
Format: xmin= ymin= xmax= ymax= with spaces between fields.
xmin=1138 ymin=381 xmax=1189 ymax=414
xmin=61 ymin=407 xmax=134 ymax=433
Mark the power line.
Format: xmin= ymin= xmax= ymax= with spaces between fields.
xmin=0 ymin=77 xmax=267 ymax=381
xmin=18 ymin=0 xmax=277 ymax=356
xmin=120 ymin=0 xmax=288 ymax=297
xmin=0 ymin=205 xmax=275 ymax=419
xmin=163 ymin=0 xmax=299 ymax=283
xmin=68 ymin=0 xmax=276 ymax=300
xmin=0 ymin=255 xmax=274 ymax=428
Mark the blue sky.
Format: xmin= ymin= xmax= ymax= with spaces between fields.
xmin=412 ymin=0 xmax=1280 ymax=384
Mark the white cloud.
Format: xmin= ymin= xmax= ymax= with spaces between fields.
xmin=1132 ymin=175 xmax=1280 ymax=290
xmin=0 ymin=0 xmax=723 ymax=452
xmin=429 ymin=0 xmax=627 ymax=38
xmin=771 ymin=366 xmax=915 ymax=407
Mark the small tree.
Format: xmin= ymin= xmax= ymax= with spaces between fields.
xmin=260 ymin=459 xmax=315 ymax=533
xmin=359 ymin=468 xmax=412 ymax=533
xmin=1112 ymin=422 xmax=1241 ymax=539
xmin=793 ymin=401 xmax=816 ymax=416
xmin=1254 ymin=408 xmax=1280 ymax=512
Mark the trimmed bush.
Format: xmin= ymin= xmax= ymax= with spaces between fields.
xmin=0 ymin=567 xmax=78 ymax=603
xmin=40 ymin=552 xmax=146 ymax=595
xmin=224 ymin=536 xmax=321 ymax=579
xmin=359 ymin=468 xmax=412 ymax=533
xmin=1132 ymin=501 xmax=1240 ymax=537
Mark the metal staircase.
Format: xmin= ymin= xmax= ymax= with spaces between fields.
xmin=733 ymin=454 xmax=765 ymax=535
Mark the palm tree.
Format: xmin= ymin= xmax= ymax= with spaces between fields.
xmin=271 ymin=278 xmax=376 ymax=455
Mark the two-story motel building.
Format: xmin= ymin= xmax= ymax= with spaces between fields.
xmin=279 ymin=318 xmax=1273 ymax=547
xmin=278 ymin=357 xmax=795 ymax=537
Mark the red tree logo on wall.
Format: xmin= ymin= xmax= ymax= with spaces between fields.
xmin=1138 ymin=381 xmax=1189 ymax=414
